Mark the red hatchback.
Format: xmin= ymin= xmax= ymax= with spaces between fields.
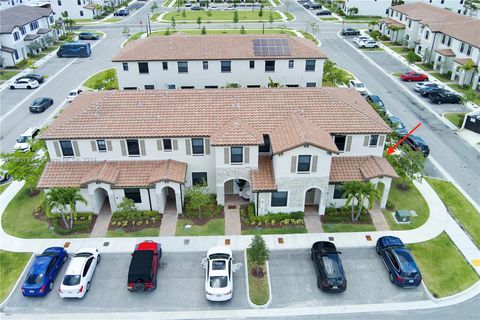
xmin=400 ymin=71 xmax=429 ymax=82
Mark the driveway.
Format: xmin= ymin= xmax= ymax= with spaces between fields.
xmin=3 ymin=252 xmax=248 ymax=314
xmin=269 ymin=249 xmax=429 ymax=308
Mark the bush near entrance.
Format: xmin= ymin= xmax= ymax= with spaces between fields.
xmin=108 ymin=198 xmax=162 ymax=233
xmin=240 ymin=203 xmax=305 ymax=232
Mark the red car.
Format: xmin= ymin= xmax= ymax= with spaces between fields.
xmin=400 ymin=71 xmax=429 ymax=82
xmin=127 ymin=241 xmax=162 ymax=292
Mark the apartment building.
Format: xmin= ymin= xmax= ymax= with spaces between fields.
xmin=38 ymin=88 xmax=397 ymax=216
xmin=0 ymin=5 xmax=61 ymax=67
xmin=50 ymin=0 xmax=120 ymax=19
xmin=380 ymin=2 xmax=480 ymax=89
xmin=112 ymin=34 xmax=327 ymax=90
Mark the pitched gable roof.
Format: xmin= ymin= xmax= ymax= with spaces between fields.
xmin=0 ymin=5 xmax=52 ymax=34
xmin=251 ymin=156 xmax=276 ymax=192
xmin=329 ymin=156 xmax=398 ymax=182
xmin=210 ymin=118 xmax=263 ymax=146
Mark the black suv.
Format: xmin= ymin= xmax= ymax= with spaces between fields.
xmin=18 ymin=73 xmax=44 ymax=84
xmin=311 ymin=241 xmax=347 ymax=292
xmin=419 ymin=86 xmax=445 ymax=97
xmin=342 ymin=28 xmax=360 ymax=36
xmin=428 ymin=92 xmax=462 ymax=104
xmin=402 ymin=134 xmax=430 ymax=157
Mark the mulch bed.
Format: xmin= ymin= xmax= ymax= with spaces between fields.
xmin=250 ymin=266 xmax=265 ymax=278
xmin=107 ymin=216 xmax=162 ymax=233
xmin=321 ymin=210 xmax=374 ymax=225
xmin=32 ymin=206 xmax=97 ymax=235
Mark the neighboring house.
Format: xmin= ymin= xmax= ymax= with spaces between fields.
xmin=0 ymin=5 xmax=62 ymax=67
xmin=0 ymin=0 xmax=50 ymax=11
xmin=380 ymin=2 xmax=480 ymax=90
xmin=50 ymin=0 xmax=120 ymax=20
xmin=112 ymin=34 xmax=327 ymax=90
xmin=38 ymin=88 xmax=397 ymax=216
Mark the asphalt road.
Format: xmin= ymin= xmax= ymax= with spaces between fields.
xmin=3 ymin=251 xmax=248 ymax=313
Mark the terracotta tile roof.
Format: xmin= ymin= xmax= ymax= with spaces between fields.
xmin=270 ymin=113 xmax=339 ymax=154
xmin=329 ymin=156 xmax=398 ymax=183
xmin=381 ymin=17 xmax=405 ymax=29
xmin=41 ymin=88 xmax=391 ymax=141
xmin=83 ymin=3 xmax=97 ymax=10
xmin=453 ymin=58 xmax=476 ymax=66
xmin=391 ymin=3 xmax=480 ymax=48
xmin=435 ymin=48 xmax=456 ymax=57
xmin=112 ymin=34 xmax=327 ymax=62
xmin=210 ymin=118 xmax=263 ymax=146
xmin=251 ymin=156 xmax=276 ymax=192
xmin=38 ymin=160 xmax=187 ymax=188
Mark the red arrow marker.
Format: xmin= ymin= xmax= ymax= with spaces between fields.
xmin=387 ymin=122 xmax=422 ymax=155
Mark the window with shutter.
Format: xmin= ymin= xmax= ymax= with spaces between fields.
xmin=311 ymin=155 xmax=318 ymax=172
xmin=72 ymin=141 xmax=80 ymax=156
xmin=173 ymin=139 xmax=178 ymax=150
xmin=140 ymin=140 xmax=146 ymax=155
xmin=244 ymin=147 xmax=250 ymax=164
xmin=224 ymin=148 xmax=229 ymax=164
xmin=363 ymin=136 xmax=370 ymax=146
xmin=345 ymin=136 xmax=352 ymax=152
xmin=107 ymin=140 xmax=112 ymax=151
xmin=205 ymin=138 xmax=210 ymax=154
xmin=90 ymin=140 xmax=97 ymax=152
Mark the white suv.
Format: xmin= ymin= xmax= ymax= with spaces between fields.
xmin=353 ymin=35 xmax=371 ymax=45
xmin=13 ymin=127 xmax=40 ymax=152
xmin=357 ymin=39 xmax=379 ymax=48
xmin=59 ymin=248 xmax=100 ymax=299
xmin=348 ymin=79 xmax=367 ymax=95
xmin=67 ymin=88 xmax=83 ymax=102
xmin=204 ymin=247 xmax=233 ymax=301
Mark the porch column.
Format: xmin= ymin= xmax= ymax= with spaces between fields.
xmin=380 ymin=178 xmax=392 ymax=209
xmin=319 ymin=190 xmax=327 ymax=215
xmin=175 ymin=184 xmax=182 ymax=214
xmin=451 ymin=66 xmax=458 ymax=81
xmin=216 ymin=184 xmax=225 ymax=205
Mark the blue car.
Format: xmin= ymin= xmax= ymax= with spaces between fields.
xmin=366 ymin=94 xmax=385 ymax=111
xmin=376 ymin=236 xmax=422 ymax=288
xmin=403 ymin=134 xmax=430 ymax=157
xmin=387 ymin=116 xmax=408 ymax=136
xmin=21 ymin=247 xmax=68 ymax=297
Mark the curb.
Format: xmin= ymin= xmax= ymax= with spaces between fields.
xmin=0 ymin=253 xmax=34 ymax=309
xmin=244 ymin=250 xmax=272 ymax=309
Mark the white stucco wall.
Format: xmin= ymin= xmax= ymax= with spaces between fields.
xmin=342 ymin=0 xmax=390 ymax=17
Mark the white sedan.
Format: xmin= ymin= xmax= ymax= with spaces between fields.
xmin=204 ymin=246 xmax=233 ymax=301
xmin=9 ymin=78 xmax=39 ymax=89
xmin=357 ymin=39 xmax=379 ymax=48
xmin=59 ymin=248 xmax=100 ymax=299
xmin=353 ymin=35 xmax=371 ymax=45
xmin=67 ymin=88 xmax=83 ymax=102
xmin=348 ymin=79 xmax=367 ymax=95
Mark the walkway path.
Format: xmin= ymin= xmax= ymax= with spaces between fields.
xmin=304 ymin=210 xmax=323 ymax=233
xmin=90 ymin=202 xmax=112 ymax=238
xmin=224 ymin=205 xmax=241 ymax=236
xmin=369 ymin=208 xmax=390 ymax=231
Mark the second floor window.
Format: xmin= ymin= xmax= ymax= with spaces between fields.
xmin=60 ymin=140 xmax=74 ymax=157
xmin=424 ymin=30 xmax=429 ymax=40
xmin=467 ymin=45 xmax=472 ymax=56
xmin=192 ymin=172 xmax=208 ymax=186
xmin=221 ymin=61 xmax=231 ymax=72
xmin=138 ymin=62 xmax=149 ymax=74
xmin=441 ymin=34 xmax=446 ymax=44
xmin=126 ymin=139 xmax=140 ymax=156
xmin=369 ymin=135 xmax=379 ymax=147
xmin=97 ymin=140 xmax=107 ymax=151
xmin=297 ymin=155 xmax=311 ymax=172
xmin=19 ymin=26 xmax=26 ymax=35
xmin=249 ymin=60 xmax=255 ymax=69
xmin=334 ymin=135 xmax=346 ymax=151
xmin=13 ymin=32 xmax=19 ymax=41
xmin=460 ymin=43 xmax=465 ymax=53
xmin=265 ymin=60 xmax=275 ymax=72
xmin=203 ymin=61 xmax=208 ymax=70
xmin=77 ymin=0 xmax=81 ymax=4
xmin=289 ymin=60 xmax=294 ymax=69
xmin=162 ymin=61 xmax=168 ymax=70
xmin=192 ymin=138 xmax=204 ymax=155
xmin=305 ymin=60 xmax=316 ymax=71
xmin=447 ymin=37 xmax=452 ymax=46
xmin=163 ymin=138 xmax=172 ymax=151
xmin=230 ymin=147 xmax=243 ymax=163
xmin=122 ymin=62 xmax=128 ymax=71
xmin=29 ymin=21 xmax=38 ymax=31
xmin=178 ymin=61 xmax=188 ymax=73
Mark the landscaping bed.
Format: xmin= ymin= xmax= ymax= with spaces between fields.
xmin=321 ymin=206 xmax=376 ymax=232
xmin=0 ymin=71 xmax=19 ymax=81
xmin=240 ymin=203 xmax=306 ymax=234
xmin=247 ymin=257 xmax=269 ymax=305
xmin=161 ymin=10 xmax=282 ymax=22
xmin=33 ymin=203 xmax=97 ymax=236
xmin=408 ymin=233 xmax=479 ymax=298
xmin=0 ymin=250 xmax=32 ymax=302
xmin=83 ymin=68 xmax=118 ymax=90
xmin=106 ymin=228 xmax=159 ymax=237
xmin=108 ymin=210 xmax=162 ymax=234
xmin=443 ymin=112 xmax=466 ymax=128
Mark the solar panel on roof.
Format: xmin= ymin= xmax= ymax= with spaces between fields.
xmin=252 ymin=38 xmax=291 ymax=56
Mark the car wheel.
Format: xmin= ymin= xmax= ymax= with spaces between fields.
xmin=49 ymin=282 xmax=54 ymax=291
xmin=86 ymin=282 xmax=90 ymax=292
xmin=133 ymin=282 xmax=145 ymax=292
xmin=27 ymin=86 xmax=31 ymax=89
xmin=389 ymin=272 xmax=395 ymax=284
xmin=63 ymin=255 xmax=68 ymax=263
xmin=376 ymin=244 xmax=380 ymax=254
xmin=10 ymin=86 xmax=15 ymax=89
xmin=374 ymin=45 xmax=378 ymax=48
xmin=317 ymin=278 xmax=322 ymax=289
xmin=437 ymin=100 xmax=442 ymax=105
xmin=425 ymin=77 xmax=429 ymax=81
xmin=40 ymin=107 xmax=45 ymax=113
xmin=97 ymin=254 xmax=101 ymax=263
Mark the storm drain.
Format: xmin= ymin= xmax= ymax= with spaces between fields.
xmin=228 ymin=205 xmax=237 ymax=209
xmin=365 ymin=235 xmax=372 ymax=241
xmin=103 ymin=242 xmax=110 ymax=247
xmin=328 ymin=236 xmax=334 ymax=241
xmin=184 ymin=239 xmax=190 ymax=245
xmin=278 ymin=237 xmax=284 ymax=244
xmin=225 ymin=239 xmax=231 ymax=245
xmin=63 ymin=242 xmax=70 ymax=248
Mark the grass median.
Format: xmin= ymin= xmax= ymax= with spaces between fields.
xmin=0 ymin=250 xmax=32 ymax=302
xmin=83 ymin=68 xmax=118 ymax=90
xmin=443 ymin=112 xmax=466 ymax=128
xmin=247 ymin=249 xmax=269 ymax=305
xmin=409 ymin=233 xmax=479 ymax=298
xmin=176 ymin=218 xmax=224 ymax=236
xmin=162 ymin=10 xmax=282 ymax=22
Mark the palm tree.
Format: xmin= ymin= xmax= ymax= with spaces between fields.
xmin=342 ymin=181 xmax=363 ymax=222
xmin=355 ymin=182 xmax=380 ymax=221
xmin=368 ymin=19 xmax=379 ymax=31
xmin=46 ymin=189 xmax=69 ymax=229
xmin=46 ymin=188 xmax=87 ymax=229
xmin=457 ymin=60 xmax=476 ymax=86
xmin=63 ymin=188 xmax=87 ymax=228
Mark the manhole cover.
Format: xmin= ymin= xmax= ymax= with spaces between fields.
xmin=103 ymin=242 xmax=110 ymax=246
xmin=184 ymin=239 xmax=190 ymax=245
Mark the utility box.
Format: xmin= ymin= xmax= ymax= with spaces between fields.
xmin=394 ymin=210 xmax=411 ymax=223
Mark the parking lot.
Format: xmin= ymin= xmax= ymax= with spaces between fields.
xmin=269 ymin=249 xmax=429 ymax=308
xmin=3 ymin=252 xmax=248 ymax=314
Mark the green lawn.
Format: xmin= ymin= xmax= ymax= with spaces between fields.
xmin=271 ymin=0 xmax=282 ymax=5
xmin=162 ymin=11 xmax=282 ymax=22
xmin=103 ymin=18 xmax=121 ymax=23
xmin=392 ymin=72 xmax=402 ymax=77
xmin=320 ymin=17 xmax=339 ymax=21
xmin=0 ymin=71 xmax=19 ymax=81
xmin=409 ymin=233 xmax=479 ymax=298
xmin=425 ymin=177 xmax=480 ymax=248
xmin=11 ymin=59 xmax=35 ymax=70
xmin=247 ymin=251 xmax=269 ymax=305
xmin=283 ymin=12 xmax=294 ymax=21
xmin=106 ymin=228 xmax=159 ymax=237
xmin=322 ymin=224 xmax=376 ymax=233
xmin=449 ymin=84 xmax=480 ymax=105
xmin=415 ymin=63 xmax=434 ymax=72
xmin=83 ymin=68 xmax=118 ymax=90
xmin=298 ymin=31 xmax=319 ymax=45
xmin=444 ymin=112 xmax=466 ymax=128
xmin=72 ymin=19 xmax=96 ymax=23
xmin=150 ymin=13 xmax=160 ymax=21
xmin=0 ymin=250 xmax=32 ymax=302
xmin=176 ymin=218 xmax=224 ymax=236
xmin=382 ymin=179 xmax=429 ymax=230
xmin=430 ymin=72 xmax=452 ymax=82
xmin=0 ymin=182 xmax=10 ymax=195
xmin=241 ymin=226 xmax=307 ymax=235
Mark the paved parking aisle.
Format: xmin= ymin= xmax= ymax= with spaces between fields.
xmin=3 ymin=252 xmax=248 ymax=314
xmin=269 ymin=249 xmax=429 ymax=308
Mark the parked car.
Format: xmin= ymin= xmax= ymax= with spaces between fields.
xmin=29 ymin=97 xmax=53 ymax=113
xmin=57 ymin=42 xmax=91 ymax=58
xmin=13 ymin=127 xmax=40 ymax=152
xmin=114 ymin=9 xmax=129 ymax=16
xmin=184 ymin=2 xmax=192 ymax=7
xmin=387 ymin=116 xmax=408 ymax=136
xmin=413 ymin=81 xmax=438 ymax=92
xmin=316 ymin=9 xmax=331 ymax=15
xmin=18 ymin=73 xmax=44 ymax=84
xmin=400 ymin=71 xmax=429 ymax=82
xmin=348 ymin=79 xmax=367 ymax=95
xmin=342 ymin=27 xmax=360 ymax=36
xmin=78 ymin=32 xmax=99 ymax=40
xmin=311 ymin=241 xmax=347 ymax=292
xmin=366 ymin=95 xmax=385 ymax=111
xmin=353 ymin=35 xmax=371 ymax=45
xmin=357 ymin=39 xmax=379 ymax=48
xmin=428 ymin=91 xmax=462 ymax=104
xmin=376 ymin=236 xmax=422 ymax=288
xmin=204 ymin=246 xmax=234 ymax=301
xmin=67 ymin=88 xmax=83 ymax=102
xmin=402 ymin=134 xmax=430 ymax=157
xmin=419 ymin=86 xmax=445 ymax=97
xmin=127 ymin=241 xmax=162 ymax=292
xmin=0 ymin=159 xmax=9 ymax=183
xmin=191 ymin=5 xmax=202 ymax=10
xmin=9 ymin=78 xmax=39 ymax=89
xmin=21 ymin=247 xmax=68 ymax=297
xmin=59 ymin=248 xmax=100 ymax=299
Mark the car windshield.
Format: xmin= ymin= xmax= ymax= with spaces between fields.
xmin=412 ymin=136 xmax=425 ymax=144
xmin=63 ymin=275 xmax=81 ymax=286
xmin=17 ymin=136 xmax=29 ymax=143
xmin=32 ymin=99 xmax=43 ymax=105
xmin=395 ymin=250 xmax=418 ymax=273
xmin=68 ymin=92 xmax=77 ymax=96
xmin=209 ymin=276 xmax=228 ymax=288
xmin=211 ymin=260 xmax=226 ymax=270
xmin=26 ymin=273 xmax=44 ymax=285
xmin=322 ymin=255 xmax=342 ymax=279
xmin=355 ymin=83 xmax=364 ymax=88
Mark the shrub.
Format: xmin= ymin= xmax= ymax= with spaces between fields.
xmin=386 ymin=200 xmax=395 ymax=210
xmin=379 ymin=35 xmax=390 ymax=41
xmin=368 ymin=30 xmax=382 ymax=40
xmin=52 ymin=218 xmax=91 ymax=235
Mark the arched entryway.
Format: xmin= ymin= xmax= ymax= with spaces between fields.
xmin=224 ymin=178 xmax=251 ymax=205
xmin=162 ymin=186 xmax=177 ymax=213
xmin=93 ymin=187 xmax=110 ymax=215
xmin=304 ymin=187 xmax=322 ymax=215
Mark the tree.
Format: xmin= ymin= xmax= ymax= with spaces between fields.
xmin=269 ymin=12 xmax=274 ymax=28
xmin=0 ymin=150 xmax=44 ymax=195
xmin=240 ymin=25 xmax=246 ymax=34
xmin=368 ymin=19 xmax=379 ymax=31
xmin=247 ymin=235 xmax=269 ymax=276
xmin=259 ymin=5 xmax=263 ymax=17
xmin=184 ymin=182 xmax=214 ymax=219
xmin=342 ymin=181 xmax=363 ymax=221
xmin=233 ymin=10 xmax=239 ymax=28
xmin=462 ymin=87 xmax=478 ymax=112
xmin=196 ymin=16 xmax=202 ymax=28
xmin=457 ymin=59 xmax=476 ymax=86
xmin=347 ymin=6 xmax=358 ymax=16
xmin=63 ymin=18 xmax=76 ymax=34
xmin=182 ymin=9 xmax=186 ymax=18
xmin=354 ymin=182 xmax=379 ymax=221
xmin=27 ymin=42 xmax=41 ymax=55
xmin=117 ymin=197 xmax=138 ymax=213
xmin=171 ymin=16 xmax=176 ymax=31
xmin=201 ymin=26 xmax=207 ymax=35
xmin=46 ymin=188 xmax=70 ymax=229
xmin=151 ymin=1 xmax=158 ymax=13
xmin=388 ymin=147 xmax=425 ymax=190
xmin=309 ymin=22 xmax=319 ymax=36
xmin=224 ymin=82 xmax=241 ymax=88
xmin=464 ymin=0 xmax=479 ymax=16
xmin=62 ymin=188 xmax=87 ymax=228
xmin=323 ymin=60 xmax=352 ymax=86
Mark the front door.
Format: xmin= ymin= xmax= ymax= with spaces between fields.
xmin=225 ymin=180 xmax=234 ymax=194
xmin=305 ymin=189 xmax=316 ymax=204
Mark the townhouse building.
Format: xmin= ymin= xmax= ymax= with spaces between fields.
xmin=112 ymin=34 xmax=327 ymax=90
xmin=380 ymin=2 xmax=480 ymax=90
xmin=0 ymin=5 xmax=61 ymax=67
xmin=49 ymin=0 xmax=120 ymax=19
xmin=0 ymin=0 xmax=50 ymax=11
xmin=38 ymin=88 xmax=398 ymax=216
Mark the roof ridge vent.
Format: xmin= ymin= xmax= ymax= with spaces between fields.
xmin=232 ymin=101 xmax=240 ymax=109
